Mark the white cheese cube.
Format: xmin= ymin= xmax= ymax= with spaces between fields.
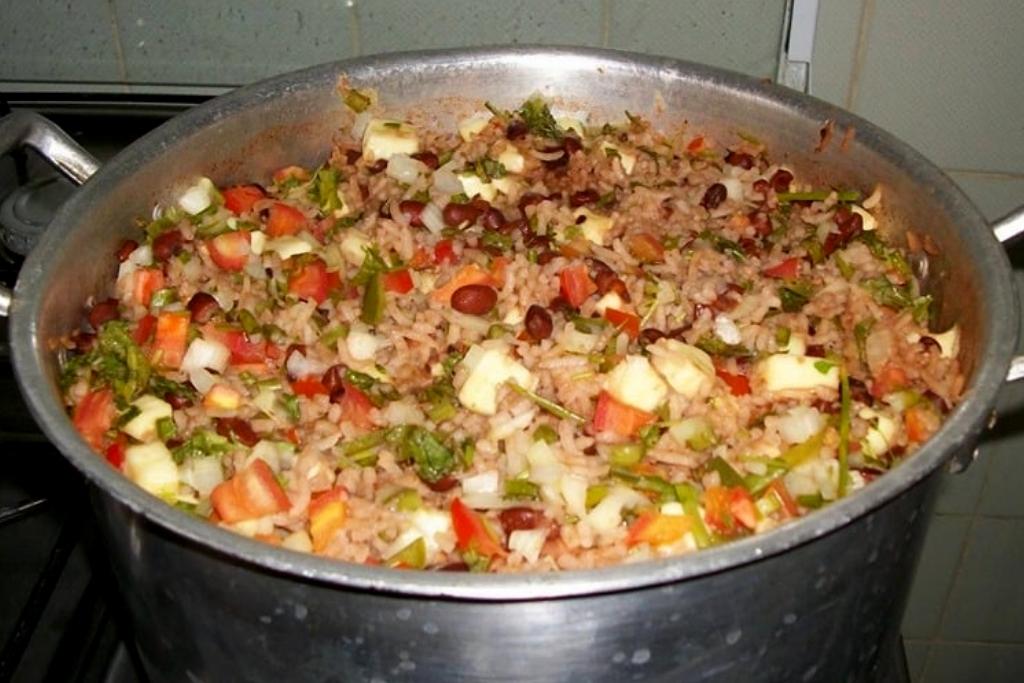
xmin=122 ymin=395 xmax=173 ymax=442
xmin=178 ymin=177 xmax=218 ymax=215
xmin=124 ymin=442 xmax=179 ymax=501
xmin=497 ymin=147 xmax=525 ymax=174
xmin=648 ymin=339 xmax=715 ymax=398
xmin=264 ymin=235 xmax=314 ymax=260
xmin=362 ymin=119 xmax=420 ymax=161
xmin=458 ymin=173 xmax=497 ymax=202
xmin=340 ymin=231 xmax=372 ymax=266
xmin=600 ymin=142 xmax=637 ymax=175
xmin=571 ymin=208 xmax=614 ymax=245
xmin=458 ymin=114 xmax=491 ymax=141
xmin=457 ymin=341 xmax=537 ymax=416
xmin=603 ymin=354 xmax=668 ymax=412
xmin=756 ymin=354 xmax=840 ymax=393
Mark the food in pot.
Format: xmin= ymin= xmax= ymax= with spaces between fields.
xmin=59 ymin=91 xmax=963 ymax=572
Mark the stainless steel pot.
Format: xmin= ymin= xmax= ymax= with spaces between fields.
xmin=3 ymin=47 xmax=1023 ymax=682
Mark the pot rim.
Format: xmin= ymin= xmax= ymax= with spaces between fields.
xmin=11 ymin=45 xmax=1016 ymax=601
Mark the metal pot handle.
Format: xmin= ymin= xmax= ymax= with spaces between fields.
xmin=0 ymin=111 xmax=101 ymax=317
xmin=993 ymin=208 xmax=1024 ymax=382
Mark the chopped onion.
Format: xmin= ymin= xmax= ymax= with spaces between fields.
xmin=420 ymin=202 xmax=445 ymax=234
xmin=459 ymin=491 xmax=519 ymax=510
xmin=180 ymin=456 xmax=224 ymax=496
xmin=557 ymin=323 xmax=600 ymax=354
xmin=181 ymin=338 xmax=230 ymax=373
xmin=249 ymin=440 xmax=282 ymax=472
xmin=286 ymin=349 xmax=327 ymax=379
xmin=721 ymin=177 xmax=744 ymax=201
xmin=508 ymin=528 xmax=547 ymax=564
xmin=776 ymin=406 xmax=825 ymax=445
xmin=386 ymin=153 xmax=427 ymax=184
xmin=714 ymin=315 xmax=742 ymax=345
xmin=461 ymin=470 xmax=500 ymax=495
xmin=432 ymin=166 xmax=463 ymax=195
xmin=441 ymin=310 xmax=492 ymax=336
xmin=488 ymin=408 xmax=537 ymax=441
xmin=347 ymin=325 xmax=384 ymax=361
xmin=188 ymin=367 xmax=216 ymax=395
xmin=351 ymin=110 xmax=371 ymax=140
xmin=585 ymin=486 xmax=648 ymax=535
xmin=244 ymin=259 xmax=267 ymax=280
xmin=178 ymin=177 xmax=216 ymax=215
xmin=559 ymin=474 xmax=588 ymax=518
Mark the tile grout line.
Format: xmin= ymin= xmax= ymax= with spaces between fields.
xmin=845 ymin=0 xmax=874 ymax=111
xmin=346 ymin=0 xmax=362 ymax=58
xmin=104 ymin=0 xmax=129 ymax=90
xmin=600 ymin=0 xmax=612 ymax=48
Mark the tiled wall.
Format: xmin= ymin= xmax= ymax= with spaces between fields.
xmin=0 ymin=0 xmax=786 ymax=91
xmin=813 ymin=2 xmax=1024 ymax=681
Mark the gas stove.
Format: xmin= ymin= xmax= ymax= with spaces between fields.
xmin=0 ymin=97 xmax=913 ymax=683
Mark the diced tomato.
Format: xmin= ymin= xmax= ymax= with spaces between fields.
xmin=762 ymin=257 xmax=800 ymax=280
xmin=450 ymin=498 xmax=505 ymax=557
xmin=105 ymin=435 xmax=127 ymax=468
xmin=489 ymin=256 xmax=508 ymax=287
xmin=409 ymin=247 xmax=433 ymax=270
xmin=287 ymin=258 xmax=336 ymax=304
xmin=870 ymin=364 xmax=908 ymax=399
xmin=604 ymin=308 xmax=640 ymax=340
xmin=272 ymin=165 xmax=310 ymax=184
xmin=434 ymin=239 xmax=457 ymax=265
xmin=207 ymin=231 xmax=251 ymax=271
xmin=905 ymin=405 xmax=934 ymax=443
xmin=715 ymin=367 xmax=751 ymax=396
xmin=591 ymin=390 xmax=656 ymax=438
xmin=704 ymin=485 xmax=758 ymax=534
xmin=72 ymin=388 xmax=115 ymax=452
xmin=132 ymin=268 xmax=165 ymax=307
xmin=429 ymin=263 xmax=498 ymax=305
xmin=382 ymin=269 xmax=414 ymax=294
xmin=308 ymin=487 xmax=347 ymax=553
xmin=626 ymin=510 xmax=692 ymax=546
xmin=211 ymin=459 xmax=290 ymax=523
xmin=222 ymin=184 xmax=266 ymax=215
xmin=625 ymin=232 xmax=665 ymax=263
xmin=152 ymin=312 xmax=190 ymax=368
xmin=133 ymin=314 xmax=157 ymax=345
xmin=559 ymin=263 xmax=598 ymax=308
xmin=203 ymin=325 xmax=269 ymax=365
xmin=292 ymin=376 xmax=329 ymax=397
xmin=767 ymin=479 xmax=800 ymax=518
xmin=338 ymin=381 xmax=375 ymax=431
xmin=284 ymin=427 xmax=301 ymax=445
xmin=266 ymin=202 xmax=308 ymax=237
xmin=686 ymin=136 xmax=705 ymax=154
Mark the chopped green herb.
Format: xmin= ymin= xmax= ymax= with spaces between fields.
xmin=775 ymin=326 xmax=792 ymax=347
xmin=854 ymin=318 xmax=875 ymax=368
xmin=608 ymin=442 xmax=645 ymax=467
xmin=778 ymin=281 xmax=814 ymax=313
xmin=171 ymin=429 xmax=230 ymax=464
xmin=448 ymin=192 xmax=470 ymax=205
xmin=361 ymin=272 xmax=385 ymax=325
xmin=777 ymin=189 xmax=861 ymax=204
xmin=858 ymin=232 xmax=912 ymax=279
xmin=312 ymin=167 xmax=342 ymax=212
xmin=834 ymin=253 xmax=854 ymax=280
xmin=156 ymin=416 xmax=176 ymax=441
xmin=280 ymin=394 xmax=301 ymax=422
xmin=586 ymin=484 xmax=609 ymax=510
xmin=484 ymin=101 xmax=510 ymax=121
xmin=238 ymin=309 xmax=260 ymax=336
xmin=695 ymin=334 xmax=752 ymax=358
xmin=507 ymin=381 xmax=585 ymax=423
xmin=698 ymin=230 xmax=745 ymax=261
xmin=504 ymin=479 xmax=541 ymax=500
xmin=475 ymin=157 xmax=507 ymax=182
xmin=814 ymin=360 xmax=835 ymax=374
xmin=387 ymin=537 xmax=427 ymax=569
xmin=533 ymin=424 xmax=558 ymax=444
xmin=516 ymin=96 xmax=563 ymax=140
xmin=708 ymin=456 xmax=746 ymax=489
xmin=570 ymin=315 xmax=607 ymax=334
xmin=394 ymin=425 xmax=457 ymax=484
xmin=319 ymin=324 xmax=349 ymax=349
xmin=384 ymin=488 xmax=422 ymax=513
xmin=480 ymin=230 xmax=513 ymax=251
xmin=60 ymin=321 xmax=152 ymax=404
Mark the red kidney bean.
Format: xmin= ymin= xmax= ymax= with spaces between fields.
xmin=849 ymin=377 xmax=874 ymax=405
xmin=115 ymin=239 xmax=139 ymax=262
xmin=749 ymin=211 xmax=772 ymax=236
xmin=398 ymin=199 xmax=426 ymax=228
xmin=506 ymin=120 xmax=529 ymax=140
xmin=770 ymin=168 xmax=794 ymax=192
xmin=377 ymin=201 xmax=392 ymax=218
xmin=367 ymin=159 xmax=388 ymax=174
xmin=71 ymin=330 xmax=96 ymax=352
xmin=469 ymin=197 xmax=491 ymax=213
xmin=518 ymin=192 xmax=545 ymax=215
xmin=152 ymin=229 xmax=183 ymax=262
xmin=186 ymin=292 xmax=220 ymax=323
xmin=752 ymin=178 xmax=770 ymax=196
xmin=499 ymin=507 xmax=544 ymax=535
xmin=536 ymin=250 xmax=557 ymax=265
xmin=739 ymin=237 xmax=760 ymax=257
xmin=425 ymin=475 xmax=458 ymax=492
xmin=548 ymin=295 xmax=575 ymax=314
xmin=701 ymin=183 xmax=728 ymax=210
xmin=525 ymin=304 xmax=553 ymax=341
xmin=639 ymin=328 xmax=666 ymax=346
xmin=919 ymin=336 xmax=941 ymax=352
xmin=725 ymin=150 xmax=755 ymax=169
xmin=806 ymin=344 xmax=827 ymax=358
xmin=215 ymin=417 xmax=260 ymax=447
xmin=164 ymin=392 xmax=192 ymax=409
xmin=481 ymin=207 xmax=507 ymax=231
xmin=344 ymin=149 xmax=362 ymax=166
xmin=87 ymin=299 xmax=120 ymax=330
xmin=524 ymin=233 xmax=551 ymax=250
xmin=442 ymin=201 xmax=483 ymax=227
xmin=569 ymin=189 xmax=599 ymax=208
xmin=411 ymin=151 xmax=439 ymax=169
xmin=563 ymin=136 xmax=583 ymax=156
xmin=587 ymin=258 xmax=613 ymax=279
xmin=450 ymin=284 xmax=497 ymax=315
xmin=321 ymin=364 xmax=346 ymax=394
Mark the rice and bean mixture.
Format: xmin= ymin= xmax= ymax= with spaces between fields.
xmin=60 ymin=90 xmax=963 ymax=572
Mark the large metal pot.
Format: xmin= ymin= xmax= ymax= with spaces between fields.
xmin=3 ymin=47 xmax=1022 ymax=682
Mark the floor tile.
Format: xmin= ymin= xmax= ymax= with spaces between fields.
xmin=932 ymin=456 xmax=989 ymax=516
xmin=114 ymin=0 xmax=354 ymax=86
xmin=853 ymin=1 xmax=1024 ymax=174
xmin=941 ymin=518 xmax=1024 ymax=642
xmin=921 ymin=642 xmax=1024 ymax=683
xmin=903 ymin=640 xmax=930 ymax=682
xmin=977 ymin=434 xmax=1024 ymax=517
xmin=810 ymin=0 xmax=864 ymax=107
xmin=356 ymin=0 xmax=603 ymax=54
xmin=902 ymin=516 xmax=970 ymax=639
xmin=0 ymin=0 xmax=122 ymax=83
xmin=607 ymin=0 xmax=785 ymax=78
